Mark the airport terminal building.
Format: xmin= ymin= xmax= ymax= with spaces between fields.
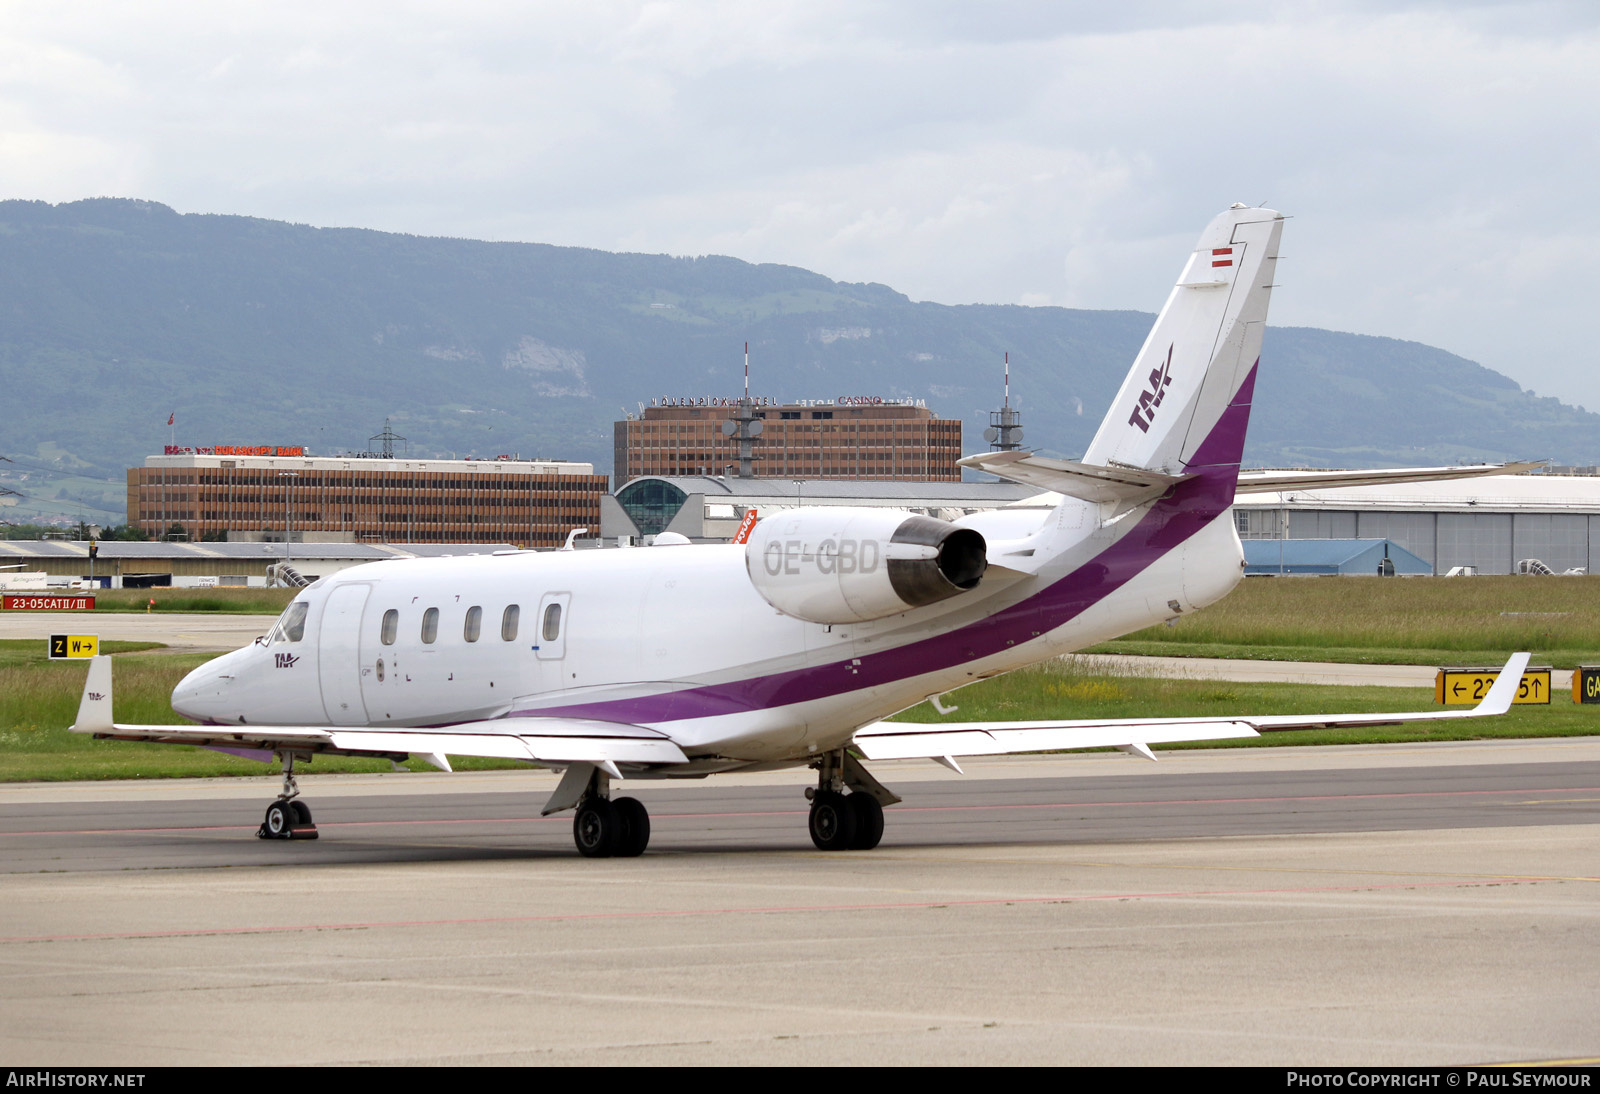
xmin=127 ymin=449 xmax=607 ymax=549
xmin=614 ymin=398 xmax=963 ymax=483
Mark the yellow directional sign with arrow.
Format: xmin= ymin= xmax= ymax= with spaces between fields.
xmin=1435 ymin=666 xmax=1551 ymax=705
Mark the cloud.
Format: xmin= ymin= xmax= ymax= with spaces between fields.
xmin=0 ymin=1 xmax=1596 ymax=395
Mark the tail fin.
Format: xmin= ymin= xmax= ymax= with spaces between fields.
xmin=1082 ymin=205 xmax=1283 ymax=477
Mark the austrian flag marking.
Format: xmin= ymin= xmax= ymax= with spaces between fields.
xmin=1211 ymin=247 xmax=1234 ymax=268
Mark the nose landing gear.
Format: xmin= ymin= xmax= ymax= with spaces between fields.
xmin=257 ymin=752 xmax=319 ymax=840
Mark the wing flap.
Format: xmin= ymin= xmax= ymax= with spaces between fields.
xmin=90 ymin=721 xmax=690 ymax=766
xmin=92 ymin=725 xmax=338 ymax=753
xmin=323 ymin=728 xmax=689 ymax=765
xmin=855 ymin=719 xmax=1255 ymax=760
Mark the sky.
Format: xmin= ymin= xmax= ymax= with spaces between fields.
xmin=3 ymin=0 xmax=1597 ymax=402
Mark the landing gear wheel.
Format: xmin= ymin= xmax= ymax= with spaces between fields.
xmin=611 ymin=796 xmax=651 ymax=857
xmin=573 ymin=798 xmax=621 ymax=858
xmin=290 ymin=801 xmax=313 ymax=826
xmin=259 ymin=800 xmax=294 ymax=840
xmin=848 ymin=792 xmax=884 ymax=850
xmin=808 ymin=790 xmax=858 ymax=851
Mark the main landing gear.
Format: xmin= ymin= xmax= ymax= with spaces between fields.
xmin=545 ymin=762 xmax=650 ymax=857
xmin=573 ymin=794 xmax=650 ymax=858
xmin=805 ymin=749 xmax=899 ymax=852
xmin=257 ymin=752 xmax=319 ymax=840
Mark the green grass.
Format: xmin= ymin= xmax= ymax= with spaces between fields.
xmin=81 ymin=588 xmax=296 ymax=614
xmin=1084 ymin=575 xmax=1600 ymax=668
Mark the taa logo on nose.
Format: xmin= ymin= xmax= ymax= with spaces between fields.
xmin=1127 ymin=344 xmax=1174 ymax=433
xmin=275 ymin=653 xmax=299 ymax=669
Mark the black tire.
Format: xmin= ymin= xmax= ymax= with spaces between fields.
xmin=848 ymin=792 xmax=884 ymax=850
xmin=290 ymin=801 xmax=313 ymax=825
xmin=573 ymin=798 xmax=620 ymax=858
xmin=261 ymin=800 xmax=294 ymax=840
xmin=808 ymin=791 xmax=858 ymax=851
xmin=612 ymin=796 xmax=651 ymax=857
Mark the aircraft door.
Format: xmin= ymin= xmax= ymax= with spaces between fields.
xmin=534 ymin=592 xmax=572 ymax=690
xmin=318 ymin=583 xmax=371 ymax=725
xmin=534 ymin=592 xmax=571 ymax=660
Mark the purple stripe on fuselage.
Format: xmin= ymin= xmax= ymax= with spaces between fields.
xmin=524 ymin=362 xmax=1258 ymax=725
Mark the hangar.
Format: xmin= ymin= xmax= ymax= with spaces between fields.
xmin=1241 ymin=539 xmax=1432 ymax=576
xmin=1232 ymin=471 xmax=1600 ymax=575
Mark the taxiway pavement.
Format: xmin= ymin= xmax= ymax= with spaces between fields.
xmin=2 ymin=739 xmax=1596 ymax=1066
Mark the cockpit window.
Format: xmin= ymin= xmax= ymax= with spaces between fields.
xmin=269 ymin=601 xmax=309 ymax=645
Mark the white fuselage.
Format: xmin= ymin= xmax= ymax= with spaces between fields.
xmin=172 ymin=495 xmax=1245 ymax=771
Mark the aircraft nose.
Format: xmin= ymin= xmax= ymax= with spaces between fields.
xmin=171 ymin=660 xmax=231 ymax=721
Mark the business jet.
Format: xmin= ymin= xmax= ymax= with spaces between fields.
xmin=71 ymin=204 xmax=1531 ymax=856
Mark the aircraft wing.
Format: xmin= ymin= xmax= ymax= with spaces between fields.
xmin=70 ymin=656 xmax=688 ymax=770
xmin=1234 ymin=461 xmax=1544 ymax=494
xmin=852 ymin=653 xmax=1529 ymax=762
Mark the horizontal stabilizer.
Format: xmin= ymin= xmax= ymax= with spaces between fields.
xmin=958 ymin=450 xmax=1188 ymax=504
xmin=853 ymin=653 xmax=1528 ymax=761
xmin=1235 ymin=461 xmax=1544 ymax=494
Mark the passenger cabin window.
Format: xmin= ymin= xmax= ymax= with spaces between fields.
xmin=270 ymin=602 xmax=309 ymax=645
xmin=421 ymin=607 xmax=439 ymax=644
xmin=501 ymin=604 xmax=520 ymax=642
xmin=464 ymin=605 xmax=482 ymax=643
xmin=542 ymin=602 xmax=562 ymax=642
xmin=380 ymin=609 xmax=398 ymax=645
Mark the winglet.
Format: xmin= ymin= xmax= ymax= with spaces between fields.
xmin=72 ymin=655 xmax=115 ymax=735
xmin=1475 ymin=653 xmax=1532 ymax=716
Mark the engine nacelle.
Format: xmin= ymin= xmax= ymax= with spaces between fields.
xmin=745 ymin=507 xmax=987 ymax=624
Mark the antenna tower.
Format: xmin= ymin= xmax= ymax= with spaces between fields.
xmin=983 ymin=353 xmax=1024 ymax=451
xmin=720 ymin=341 xmax=764 ymax=477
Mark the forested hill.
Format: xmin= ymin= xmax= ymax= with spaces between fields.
xmin=2 ymin=198 xmax=1593 ymax=523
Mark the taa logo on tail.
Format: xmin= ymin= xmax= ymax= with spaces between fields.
xmin=1126 ymin=345 xmax=1174 ymax=433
